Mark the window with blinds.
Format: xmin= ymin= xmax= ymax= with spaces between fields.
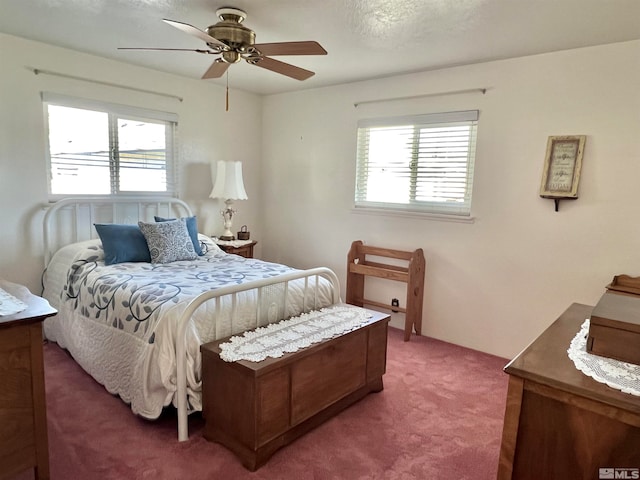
xmin=43 ymin=93 xmax=177 ymax=197
xmin=355 ymin=110 xmax=478 ymax=216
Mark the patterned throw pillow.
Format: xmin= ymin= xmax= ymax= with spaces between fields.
xmin=138 ymin=219 xmax=197 ymax=264
xmin=154 ymin=215 xmax=204 ymax=256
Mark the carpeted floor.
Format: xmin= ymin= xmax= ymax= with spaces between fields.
xmin=19 ymin=327 xmax=509 ymax=479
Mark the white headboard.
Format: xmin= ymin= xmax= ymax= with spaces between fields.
xmin=43 ymin=196 xmax=193 ymax=267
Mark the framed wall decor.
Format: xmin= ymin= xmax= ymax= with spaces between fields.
xmin=539 ymin=135 xmax=586 ymax=199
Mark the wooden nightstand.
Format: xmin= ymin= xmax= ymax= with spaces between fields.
xmin=215 ymin=240 xmax=257 ymax=258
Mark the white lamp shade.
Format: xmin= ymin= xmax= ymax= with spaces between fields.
xmin=209 ymin=161 xmax=248 ymax=200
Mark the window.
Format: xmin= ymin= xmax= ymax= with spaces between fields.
xmin=355 ymin=110 xmax=478 ymax=216
xmin=43 ymin=93 xmax=177 ymax=197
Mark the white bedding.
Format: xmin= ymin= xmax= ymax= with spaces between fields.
xmin=42 ymin=235 xmax=334 ymax=419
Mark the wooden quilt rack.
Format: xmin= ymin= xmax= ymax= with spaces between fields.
xmin=346 ymin=240 xmax=425 ymax=341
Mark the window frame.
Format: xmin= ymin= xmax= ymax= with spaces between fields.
xmin=42 ymin=93 xmax=178 ymax=200
xmin=354 ymin=110 xmax=479 ymax=218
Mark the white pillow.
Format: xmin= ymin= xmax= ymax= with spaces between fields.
xmin=198 ymin=234 xmax=223 ymax=255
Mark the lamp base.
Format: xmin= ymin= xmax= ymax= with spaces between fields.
xmin=219 ymin=200 xmax=237 ymax=242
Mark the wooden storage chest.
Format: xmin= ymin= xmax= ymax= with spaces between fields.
xmin=200 ymin=309 xmax=390 ymax=471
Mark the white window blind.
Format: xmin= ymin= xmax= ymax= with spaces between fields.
xmin=43 ymin=93 xmax=178 ymax=197
xmin=355 ymin=110 xmax=478 ymax=216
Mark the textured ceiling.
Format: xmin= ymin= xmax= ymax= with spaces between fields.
xmin=1 ymin=0 xmax=640 ymax=95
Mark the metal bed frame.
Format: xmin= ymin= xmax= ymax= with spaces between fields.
xmin=43 ymin=196 xmax=194 ymax=266
xmin=42 ymin=196 xmax=341 ymax=441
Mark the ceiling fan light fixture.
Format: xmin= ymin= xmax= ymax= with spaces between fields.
xmin=205 ymin=7 xmax=254 ymax=52
xmin=215 ymin=7 xmax=247 ymax=23
xmin=123 ymin=6 xmax=325 ymax=83
xmin=221 ymin=50 xmax=241 ymax=64
xmin=205 ymin=22 xmax=255 ymax=51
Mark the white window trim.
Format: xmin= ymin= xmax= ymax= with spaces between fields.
xmin=350 ymin=205 xmax=475 ymax=223
xmin=41 ymin=93 xmax=178 ymax=123
xmin=42 ymin=92 xmax=179 ymax=200
xmin=354 ymin=110 xmax=478 ymax=219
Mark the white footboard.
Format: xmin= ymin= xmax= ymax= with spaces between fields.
xmin=175 ymin=267 xmax=341 ymax=441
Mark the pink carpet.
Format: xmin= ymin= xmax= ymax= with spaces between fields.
xmin=18 ymin=327 xmax=509 ymax=479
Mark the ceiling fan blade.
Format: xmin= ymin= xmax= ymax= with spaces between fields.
xmin=202 ymin=59 xmax=230 ymax=79
xmin=252 ymin=56 xmax=315 ymax=81
xmin=118 ymin=47 xmax=213 ymax=53
xmin=253 ymin=41 xmax=327 ymax=56
xmin=162 ymin=18 xmax=226 ymax=48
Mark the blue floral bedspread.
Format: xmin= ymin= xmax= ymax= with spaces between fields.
xmin=62 ymin=242 xmax=297 ymax=344
xmin=43 ymin=237 xmax=336 ymax=418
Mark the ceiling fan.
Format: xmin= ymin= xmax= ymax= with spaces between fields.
xmin=119 ymin=7 xmax=327 ymax=81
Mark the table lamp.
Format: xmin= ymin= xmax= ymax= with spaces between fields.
xmin=210 ymin=161 xmax=248 ymax=240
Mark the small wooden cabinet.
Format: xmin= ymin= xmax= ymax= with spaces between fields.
xmin=0 ymin=281 xmax=57 ymax=480
xmin=200 ymin=309 xmax=390 ymax=471
xmin=215 ymin=240 xmax=257 ymax=258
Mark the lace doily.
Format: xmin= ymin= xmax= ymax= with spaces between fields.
xmin=219 ymin=304 xmax=372 ymax=362
xmin=567 ymin=319 xmax=640 ymax=396
xmin=0 ymin=287 xmax=27 ymax=316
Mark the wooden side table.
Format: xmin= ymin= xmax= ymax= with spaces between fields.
xmin=215 ymin=240 xmax=257 ymax=258
xmin=0 ymin=280 xmax=57 ymax=480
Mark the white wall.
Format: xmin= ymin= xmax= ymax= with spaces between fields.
xmin=261 ymin=40 xmax=640 ymax=359
xmin=0 ymin=33 xmax=263 ymax=294
xmin=3 ymin=31 xmax=639 ymax=360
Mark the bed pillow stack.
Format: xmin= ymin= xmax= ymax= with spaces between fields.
xmin=94 ymin=215 xmax=203 ymax=265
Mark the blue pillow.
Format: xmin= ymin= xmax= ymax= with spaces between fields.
xmin=154 ymin=215 xmax=203 ymax=256
xmin=94 ymin=224 xmax=151 ymax=265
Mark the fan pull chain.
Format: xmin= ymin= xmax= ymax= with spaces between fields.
xmin=226 ymin=70 xmax=229 ymax=112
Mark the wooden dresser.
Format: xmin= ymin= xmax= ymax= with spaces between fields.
xmin=0 ymin=281 xmax=57 ymax=480
xmin=498 ymin=303 xmax=640 ymax=480
xmin=201 ymin=309 xmax=390 ymax=471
